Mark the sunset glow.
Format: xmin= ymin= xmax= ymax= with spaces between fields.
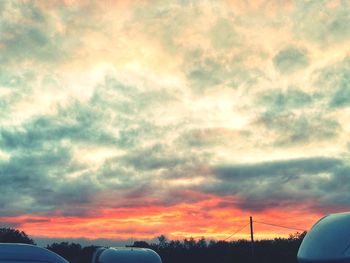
xmin=0 ymin=198 xmax=320 ymax=241
xmin=1 ymin=0 xmax=350 ymax=245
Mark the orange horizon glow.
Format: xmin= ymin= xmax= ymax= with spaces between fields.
xmin=1 ymin=197 xmax=321 ymax=242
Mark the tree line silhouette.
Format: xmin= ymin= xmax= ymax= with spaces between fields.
xmin=0 ymin=227 xmax=306 ymax=263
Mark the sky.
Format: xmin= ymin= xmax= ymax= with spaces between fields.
xmin=1 ymin=0 xmax=350 ymax=245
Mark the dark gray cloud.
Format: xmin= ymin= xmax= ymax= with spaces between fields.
xmin=0 ymin=85 xmax=123 ymax=216
xmin=257 ymin=87 xmax=312 ymax=111
xmin=89 ymin=76 xmax=178 ymax=150
xmin=214 ymin=157 xmax=342 ymax=179
xmin=0 ymin=144 xmax=95 ymax=216
xmin=313 ymin=57 xmax=350 ymax=109
xmin=5 ymin=71 xmax=344 ymax=216
xmin=209 ymin=157 xmax=348 ymax=212
xmin=0 ymin=74 xmax=173 ymax=152
xmin=120 ymin=144 xmax=185 ymax=171
xmin=257 ymin=111 xmax=339 ymax=146
xmin=0 ymin=1 xmax=98 ymax=65
xmin=184 ymin=49 xmax=263 ymax=91
xmin=273 ymin=47 xmax=308 ymax=74
xmin=0 ymin=75 xmax=203 ymax=216
xmin=0 ymin=3 xmax=63 ymax=64
xmin=0 ymin=102 xmax=117 ymax=151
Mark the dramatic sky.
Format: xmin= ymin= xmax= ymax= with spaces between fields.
xmin=1 ymin=0 xmax=350 ymax=244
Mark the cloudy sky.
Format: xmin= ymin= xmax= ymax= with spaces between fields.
xmin=1 ymin=0 xmax=350 ymax=244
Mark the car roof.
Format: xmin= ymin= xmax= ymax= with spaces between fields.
xmin=0 ymin=243 xmax=68 ymax=263
xmin=94 ymin=247 xmax=162 ymax=263
xmin=298 ymin=212 xmax=350 ymax=263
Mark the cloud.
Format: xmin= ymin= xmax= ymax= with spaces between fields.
xmin=210 ymin=18 xmax=240 ymax=49
xmin=0 ymin=74 xmax=206 ymax=216
xmin=254 ymin=83 xmax=340 ymax=146
xmin=214 ymin=157 xmax=342 ymax=179
xmin=210 ymin=157 xmax=346 ymax=212
xmin=0 ymin=2 xmax=73 ymax=64
xmin=273 ymin=47 xmax=309 ymax=74
xmin=314 ymin=56 xmax=350 ymax=109
xmin=0 ymin=144 xmax=95 ymax=216
xmin=256 ymin=111 xmax=339 ymax=146
xmin=0 ymin=69 xmax=35 ymax=118
xmin=1 ymin=0 xmax=350 ymax=240
xmin=257 ymin=87 xmax=312 ymax=111
xmin=0 ymin=85 xmax=123 ymax=216
xmin=0 ymin=102 xmax=117 ymax=151
xmin=120 ymin=144 xmax=185 ymax=171
xmin=184 ymin=49 xmax=263 ymax=92
xmin=294 ymin=0 xmax=350 ymax=45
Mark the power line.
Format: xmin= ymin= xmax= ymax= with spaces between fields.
xmin=254 ymin=220 xmax=306 ymax=232
xmin=223 ymin=223 xmax=250 ymax=241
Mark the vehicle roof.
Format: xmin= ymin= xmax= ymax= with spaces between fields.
xmin=298 ymin=212 xmax=350 ymax=263
xmin=94 ymin=247 xmax=162 ymax=263
xmin=0 ymin=243 xmax=68 ymax=263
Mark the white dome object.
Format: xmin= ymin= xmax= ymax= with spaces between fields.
xmin=298 ymin=212 xmax=350 ymax=263
xmin=93 ymin=247 xmax=162 ymax=263
xmin=0 ymin=243 xmax=68 ymax=263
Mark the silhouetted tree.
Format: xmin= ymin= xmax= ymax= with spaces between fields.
xmin=77 ymin=246 xmax=98 ymax=263
xmin=131 ymin=240 xmax=151 ymax=248
xmin=183 ymin=238 xmax=196 ymax=249
xmin=157 ymin=234 xmax=168 ymax=248
xmin=45 ymin=231 xmax=307 ymax=263
xmin=47 ymin=242 xmax=82 ymax=263
xmin=197 ymin=237 xmax=207 ymax=248
xmin=47 ymin=243 xmax=97 ymax=263
xmin=289 ymin=231 xmax=307 ymax=242
xmin=0 ymin=228 xmax=35 ymax=244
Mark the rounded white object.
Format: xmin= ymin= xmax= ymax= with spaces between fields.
xmin=93 ymin=247 xmax=162 ymax=263
xmin=0 ymin=243 xmax=68 ymax=263
xmin=298 ymin=212 xmax=350 ymax=263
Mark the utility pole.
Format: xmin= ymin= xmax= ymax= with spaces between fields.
xmin=250 ymin=216 xmax=254 ymax=262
